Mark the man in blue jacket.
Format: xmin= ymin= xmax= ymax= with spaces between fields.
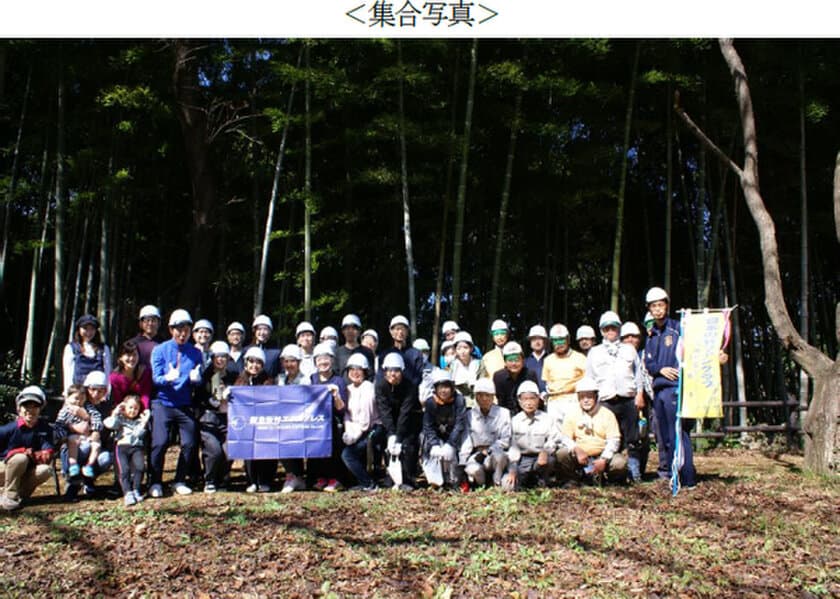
xmin=643 ymin=287 xmax=694 ymax=486
xmin=149 ymin=309 xmax=203 ymax=498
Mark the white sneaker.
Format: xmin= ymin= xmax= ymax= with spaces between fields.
xmin=204 ymin=483 xmax=217 ymax=494
xmin=245 ymin=484 xmax=258 ymax=493
xmin=173 ymin=482 xmax=193 ymax=496
xmin=133 ymin=491 xmax=145 ymax=503
xmin=281 ymin=474 xmax=305 ymax=494
xmin=149 ymin=484 xmax=163 ymax=498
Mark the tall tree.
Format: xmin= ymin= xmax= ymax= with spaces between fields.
xmin=610 ymin=42 xmax=640 ymax=313
xmin=397 ymin=41 xmax=418 ymax=337
xmin=303 ymin=43 xmax=312 ymax=321
xmin=798 ymin=62 xmax=810 ymax=414
xmin=48 ymin=61 xmax=67 ymax=386
xmin=678 ymin=39 xmax=839 ymax=474
xmin=451 ymin=39 xmax=478 ymax=323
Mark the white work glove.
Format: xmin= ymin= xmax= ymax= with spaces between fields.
xmin=341 ymin=431 xmax=354 ymax=446
xmin=164 ymin=362 xmax=180 ymax=382
xmin=189 ymin=364 xmax=202 ymax=383
xmin=387 ymin=435 xmax=397 ymax=454
xmin=429 ymin=445 xmax=444 ymax=460
xmin=222 ymin=386 xmax=231 ymax=400
xmin=343 ymin=423 xmax=362 ymax=446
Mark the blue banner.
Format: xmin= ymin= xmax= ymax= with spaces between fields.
xmin=227 ymin=385 xmax=333 ymax=459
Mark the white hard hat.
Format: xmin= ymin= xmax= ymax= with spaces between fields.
xmin=502 ymin=341 xmax=523 ymax=356
xmin=473 ymin=378 xmax=496 ymax=395
xmin=209 ymin=341 xmax=230 ymax=356
xmin=576 ymin=325 xmax=596 ymax=340
xmin=598 ymin=311 xmax=622 ymax=329
xmin=313 ymin=342 xmax=335 ymax=358
xmin=226 ymin=321 xmax=245 ymax=334
xmin=412 ymin=338 xmax=430 ymax=352
xmin=139 ymin=305 xmax=161 ymax=320
xmin=168 ymin=309 xmax=193 ymax=327
xmin=620 ymin=322 xmax=641 ymax=337
xmin=441 ymin=320 xmax=460 ymax=335
xmin=549 ymin=324 xmax=570 ymax=339
xmin=490 ymin=319 xmax=508 ymax=332
xmin=341 ymin=314 xmax=362 ymax=329
xmin=644 ymin=312 xmax=655 ymax=328
xmin=440 ymin=340 xmax=455 ymax=353
xmin=389 ymin=315 xmax=410 ymax=329
xmin=252 ymin=314 xmax=274 ymax=331
xmin=453 ymin=331 xmax=474 ymax=347
xmin=194 ymin=319 xmax=214 ymax=334
xmin=517 ymin=380 xmax=540 ymax=397
xmin=346 ymin=353 xmax=370 ymax=370
xmin=83 ymin=370 xmax=108 ymax=388
xmin=295 ymin=321 xmax=315 ymax=336
xmin=280 ymin=344 xmax=303 ymax=361
xmin=16 ymin=385 xmax=46 ymax=409
xmin=361 ymin=329 xmax=379 ymax=343
xmin=576 ymin=377 xmax=599 ymax=394
xmin=645 ymin=286 xmax=669 ymax=304
xmin=381 ymin=352 xmax=405 ymax=370
xmin=244 ymin=346 xmax=266 ymax=363
xmin=431 ymin=368 xmax=453 ymax=386
xmin=319 ymin=326 xmax=339 ymax=340
xmin=528 ymin=325 xmax=548 ymax=339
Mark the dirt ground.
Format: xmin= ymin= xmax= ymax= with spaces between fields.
xmin=1 ymin=449 xmax=837 ymax=598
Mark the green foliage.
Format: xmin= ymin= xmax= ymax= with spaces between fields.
xmin=806 ymin=100 xmax=829 ymax=123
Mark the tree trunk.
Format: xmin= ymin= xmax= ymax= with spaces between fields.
xmin=172 ymin=41 xmax=217 ymax=308
xmin=303 ymin=43 xmax=312 ymax=321
xmin=488 ymin=84 xmax=522 ymax=328
xmin=97 ymin=156 xmax=113 ymax=340
xmin=48 ymin=63 xmax=67 ymax=388
xmin=66 ymin=216 xmax=88 ymax=342
xmin=451 ymin=39 xmax=478 ymax=323
xmin=609 ymin=42 xmax=640 ymax=313
xmin=21 ymin=201 xmax=51 ymax=380
xmin=798 ymin=64 xmax=810 ymax=418
xmin=397 ymin=41 xmax=418 ymax=338
xmin=664 ymin=83 xmax=673 ymax=291
xmin=0 ymin=64 xmax=31 ymax=295
xmin=431 ymin=46 xmax=460 ymax=365
xmin=255 ymin=46 xmax=302 ymax=318
xmin=715 ymin=39 xmax=836 ymax=474
xmin=695 ymin=86 xmax=708 ymax=308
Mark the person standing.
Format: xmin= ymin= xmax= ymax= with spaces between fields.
xmin=149 ymin=309 xmax=203 ymax=498
xmin=62 ymin=314 xmax=112 ymax=394
xmin=541 ymin=324 xmax=587 ymax=424
xmin=575 ymin=325 xmax=597 ymax=356
xmin=478 ymin=319 xmax=510 ymax=379
xmin=524 ymin=325 xmax=548 ymax=392
xmin=247 ymin=315 xmax=281 ymax=379
xmin=130 ymin=305 xmax=164 ymax=369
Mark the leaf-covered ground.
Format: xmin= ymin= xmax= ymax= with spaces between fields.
xmin=1 ymin=450 xmax=837 ymax=598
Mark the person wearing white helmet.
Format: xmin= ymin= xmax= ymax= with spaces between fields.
xmin=295 ymin=321 xmax=317 ymax=379
xmin=575 ymin=325 xmax=597 ymax=356
xmin=525 ymin=325 xmax=549 ymax=392
xmin=439 ymin=340 xmax=456 ymax=368
xmin=319 ymin=326 xmax=339 ymax=349
xmin=340 ymin=353 xmax=385 ymax=491
xmin=197 ymin=341 xmax=238 ymax=493
xmin=375 ymin=351 xmax=422 ymax=490
xmin=493 ymin=341 xmax=540 ymax=417
xmin=360 ymin=329 xmax=380 ymax=373
xmin=0 ymin=386 xmax=55 ymax=510
xmin=62 ymin=313 xmax=112 ymax=396
xmin=459 ymin=378 xmax=511 ymax=488
xmin=541 ymin=323 xmax=587 ymax=424
xmin=621 ymin=322 xmax=654 ymax=480
xmin=421 ymin=369 xmax=468 ymax=490
xmin=336 ymin=315 xmax=376 ymax=381
xmin=225 ymin=322 xmax=246 ymax=374
xmin=307 ymin=342 xmax=350 ymax=493
xmin=379 ymin=315 xmax=425 ymax=389
xmin=643 ymin=287 xmax=697 ymax=487
xmin=149 ymin=309 xmax=204 ymax=498
xmin=449 ymin=331 xmax=480 ymax=408
xmin=478 ymin=319 xmax=510 ymax=379
xmin=192 ymin=319 xmax=215 ymax=367
xmin=277 ymin=344 xmax=311 ymax=494
xmin=130 ymin=305 xmax=163 ymax=369
xmin=245 ymin=315 xmax=281 ymax=379
xmin=235 ymin=345 xmax=279 ymax=493
xmin=585 ymin=310 xmax=645 ymax=484
xmin=555 ymin=377 xmax=626 ymax=485
xmin=502 ymin=380 xmax=561 ymax=491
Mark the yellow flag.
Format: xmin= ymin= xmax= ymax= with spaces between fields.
xmin=681 ymin=311 xmax=726 ymax=419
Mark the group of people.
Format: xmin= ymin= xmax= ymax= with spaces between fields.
xmin=0 ymin=286 xmax=720 ymax=510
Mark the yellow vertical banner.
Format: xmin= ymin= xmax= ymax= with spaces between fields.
xmin=681 ymin=311 xmax=726 ymax=419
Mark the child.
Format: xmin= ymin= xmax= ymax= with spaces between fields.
xmin=0 ymin=386 xmax=55 ymax=511
xmin=104 ymin=395 xmax=151 ymax=506
xmin=55 ymin=384 xmax=102 ymax=479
